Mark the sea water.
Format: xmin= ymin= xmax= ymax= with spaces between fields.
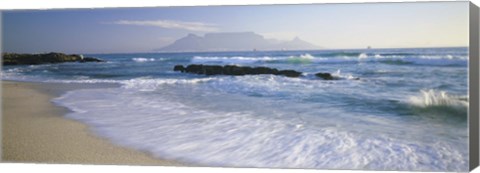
xmin=1 ymin=47 xmax=469 ymax=171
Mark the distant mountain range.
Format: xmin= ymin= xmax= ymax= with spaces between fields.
xmin=155 ymin=32 xmax=320 ymax=52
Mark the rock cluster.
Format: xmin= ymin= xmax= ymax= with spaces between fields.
xmin=174 ymin=64 xmax=337 ymax=79
xmin=174 ymin=64 xmax=303 ymax=77
xmin=2 ymin=52 xmax=105 ymax=65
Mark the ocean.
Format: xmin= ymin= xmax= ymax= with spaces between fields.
xmin=1 ymin=47 xmax=469 ymax=171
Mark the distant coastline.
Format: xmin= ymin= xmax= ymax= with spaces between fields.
xmin=2 ymin=52 xmax=104 ymax=66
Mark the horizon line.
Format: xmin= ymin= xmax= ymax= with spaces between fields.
xmin=2 ymin=46 xmax=468 ymax=55
xmin=82 ymin=46 xmax=469 ymax=55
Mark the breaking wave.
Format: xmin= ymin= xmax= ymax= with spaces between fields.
xmin=408 ymin=89 xmax=468 ymax=119
xmin=52 ymin=85 xmax=468 ymax=171
xmin=409 ymin=89 xmax=468 ymax=108
xmin=132 ymin=57 xmax=156 ymax=62
xmin=190 ymin=54 xmax=467 ymax=66
xmin=191 ymin=56 xmax=278 ymax=64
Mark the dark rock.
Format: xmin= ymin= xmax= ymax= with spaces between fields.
xmin=240 ymin=66 xmax=254 ymax=75
xmin=203 ymin=65 xmax=224 ymax=75
xmin=79 ymin=57 xmax=105 ymax=63
xmin=2 ymin=52 xmax=105 ymax=65
xmin=315 ymin=73 xmax=335 ymax=80
xmin=224 ymin=65 xmax=278 ymax=76
xmin=222 ymin=65 xmax=236 ymax=75
xmin=185 ymin=64 xmax=204 ymax=74
xmin=184 ymin=64 xmax=224 ymax=75
xmin=252 ymin=67 xmax=279 ymax=74
xmin=277 ymin=70 xmax=302 ymax=77
xmin=223 ymin=65 xmax=248 ymax=76
xmin=173 ymin=65 xmax=185 ymax=72
xmin=176 ymin=64 xmax=303 ymax=78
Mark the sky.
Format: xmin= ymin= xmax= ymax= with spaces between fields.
xmin=1 ymin=1 xmax=469 ymax=54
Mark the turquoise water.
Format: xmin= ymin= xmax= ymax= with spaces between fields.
xmin=2 ymin=47 xmax=469 ymax=171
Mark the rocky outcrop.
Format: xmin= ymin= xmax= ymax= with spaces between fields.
xmin=174 ymin=64 xmax=303 ymax=77
xmin=173 ymin=64 xmax=353 ymax=80
xmin=2 ymin=52 xmax=105 ymax=65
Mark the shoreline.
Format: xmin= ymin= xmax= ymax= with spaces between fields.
xmin=1 ymin=80 xmax=186 ymax=166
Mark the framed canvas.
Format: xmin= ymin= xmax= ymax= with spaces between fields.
xmin=1 ymin=1 xmax=479 ymax=172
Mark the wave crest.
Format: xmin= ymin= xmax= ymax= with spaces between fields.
xmin=191 ymin=56 xmax=277 ymax=64
xmin=286 ymin=54 xmax=315 ymax=64
xmin=132 ymin=57 xmax=155 ymax=62
xmin=121 ymin=77 xmax=216 ymax=91
xmin=190 ymin=54 xmax=467 ymax=66
xmin=409 ymin=89 xmax=468 ymax=108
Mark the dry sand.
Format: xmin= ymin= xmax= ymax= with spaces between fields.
xmin=1 ymin=81 xmax=185 ymax=166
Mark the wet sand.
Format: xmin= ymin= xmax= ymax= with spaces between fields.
xmin=1 ymin=81 xmax=185 ymax=166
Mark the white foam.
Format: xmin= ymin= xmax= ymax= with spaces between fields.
xmin=358 ymin=53 xmax=368 ymax=59
xmin=191 ymin=56 xmax=279 ymax=64
xmin=132 ymin=57 xmax=155 ymax=62
xmin=332 ymin=69 xmax=358 ymax=80
xmin=299 ymin=53 xmax=315 ymax=59
xmin=373 ymin=55 xmax=467 ymax=65
xmin=324 ymin=53 xmax=466 ymax=65
xmin=286 ymin=54 xmax=316 ymax=64
xmin=120 ymin=77 xmax=216 ymax=91
xmin=190 ymin=54 xmax=467 ymax=66
xmin=191 ymin=54 xmax=342 ymax=64
xmin=52 ymin=86 xmax=468 ymax=171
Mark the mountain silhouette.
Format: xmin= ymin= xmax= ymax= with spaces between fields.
xmin=156 ymin=32 xmax=320 ymax=52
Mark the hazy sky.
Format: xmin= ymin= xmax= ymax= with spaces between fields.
xmin=2 ymin=1 xmax=469 ymax=54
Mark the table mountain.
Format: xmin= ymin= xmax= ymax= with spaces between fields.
xmin=156 ymin=32 xmax=319 ymax=52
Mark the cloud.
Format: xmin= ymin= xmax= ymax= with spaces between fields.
xmin=109 ymin=20 xmax=219 ymax=32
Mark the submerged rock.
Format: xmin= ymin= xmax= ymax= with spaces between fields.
xmin=315 ymin=73 xmax=335 ymax=80
xmin=2 ymin=52 xmax=105 ymax=65
xmin=277 ymin=70 xmax=302 ymax=77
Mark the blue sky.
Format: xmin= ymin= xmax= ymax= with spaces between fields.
xmin=2 ymin=1 xmax=469 ymax=53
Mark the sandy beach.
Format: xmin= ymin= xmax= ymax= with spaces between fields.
xmin=1 ymin=81 xmax=185 ymax=166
